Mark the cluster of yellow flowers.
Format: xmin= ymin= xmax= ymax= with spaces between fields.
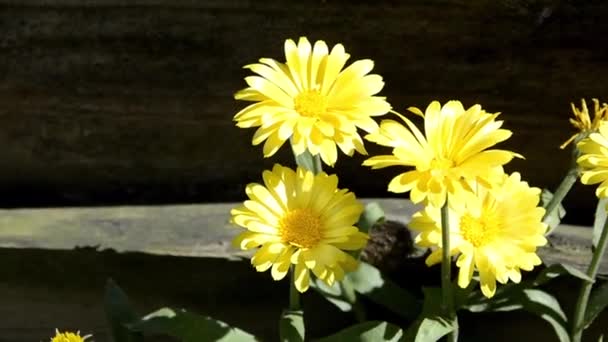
xmin=365 ymin=101 xmax=546 ymax=298
xmin=229 ymin=36 xmax=607 ymax=299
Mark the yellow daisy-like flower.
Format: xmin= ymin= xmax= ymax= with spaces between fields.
xmin=234 ymin=37 xmax=391 ymax=166
xmin=561 ymin=98 xmax=608 ymax=149
xmin=577 ymin=121 xmax=608 ymax=198
xmin=363 ymin=100 xmax=521 ymax=208
xmin=409 ymin=172 xmax=547 ymax=298
xmin=231 ymin=164 xmax=368 ymax=292
xmin=50 ymin=330 xmax=91 ymax=342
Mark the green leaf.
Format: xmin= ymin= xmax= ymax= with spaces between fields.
xmin=357 ymin=202 xmax=385 ymax=234
xmin=104 ymin=279 xmax=144 ymax=342
xmin=467 ymin=289 xmax=569 ymax=342
xmin=534 ymin=263 xmax=594 ymax=286
xmin=584 ymin=280 xmax=608 ymax=328
xmin=347 ymin=261 xmax=421 ymax=320
xmin=310 ymin=278 xmax=353 ymax=312
xmin=403 ymin=316 xmax=454 ymax=342
xmin=402 ymin=288 xmax=455 ymax=342
xmin=462 ymin=280 xmax=524 ymax=313
xmin=129 ymin=307 xmax=257 ymax=342
xmin=315 ymin=321 xmax=403 ymax=342
xmin=542 ymin=188 xmax=567 ymax=235
xmin=280 ymin=309 xmax=305 ymax=342
xmin=594 ymin=198 xmax=608 ymax=249
xmin=453 ymin=280 xmax=476 ymax=311
xmin=518 ymin=289 xmax=570 ymax=342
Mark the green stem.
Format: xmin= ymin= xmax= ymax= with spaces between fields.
xmin=289 ymin=266 xmax=301 ymax=311
xmin=571 ymin=215 xmax=608 ymax=342
xmin=544 ymin=141 xmax=581 ymax=224
xmin=290 ymin=139 xmax=322 ymax=175
xmin=543 ymin=166 xmax=578 ymax=225
xmin=440 ymin=201 xmax=458 ymax=342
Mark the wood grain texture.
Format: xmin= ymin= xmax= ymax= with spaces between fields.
xmin=0 ymin=199 xmax=606 ymax=341
xmin=0 ymin=0 xmax=606 ymax=223
xmin=0 ymin=199 xmax=604 ymax=272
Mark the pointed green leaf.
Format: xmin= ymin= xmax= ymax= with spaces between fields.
xmin=518 ymin=289 xmax=570 ymax=342
xmin=534 ymin=263 xmax=594 ymax=286
xmin=310 ymin=278 xmax=353 ymax=312
xmin=584 ymin=280 xmax=608 ymax=328
xmin=453 ymin=280 xmax=476 ymax=311
xmin=129 ymin=307 xmax=257 ymax=342
xmin=347 ymin=261 xmax=421 ymax=320
xmin=462 ymin=280 xmax=524 ymax=312
xmin=104 ymin=279 xmax=144 ymax=342
xmin=465 ymin=288 xmax=569 ymax=341
xmin=280 ymin=309 xmax=304 ymax=342
xmin=357 ymin=202 xmax=385 ymax=234
xmin=403 ymin=316 xmax=454 ymax=342
xmin=315 ymin=321 xmax=403 ymax=342
xmin=402 ymin=288 xmax=455 ymax=342
xmin=594 ymin=198 xmax=608 ymax=249
xmin=542 ymin=189 xmax=566 ymax=235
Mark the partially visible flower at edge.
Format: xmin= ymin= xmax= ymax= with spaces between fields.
xmin=50 ymin=330 xmax=92 ymax=342
xmin=230 ymin=164 xmax=368 ymax=292
xmin=363 ymin=100 xmax=522 ymax=209
xmin=233 ymin=37 xmax=391 ymax=166
xmin=409 ymin=172 xmax=547 ymax=298
xmin=577 ymin=121 xmax=608 ymax=198
xmin=561 ymin=98 xmax=608 ymax=149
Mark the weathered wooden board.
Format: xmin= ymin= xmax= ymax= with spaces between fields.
xmin=0 ymin=199 xmax=607 ymax=341
xmin=0 ymin=1 xmax=607 ymax=223
xmin=0 ymin=199 xmax=604 ymax=272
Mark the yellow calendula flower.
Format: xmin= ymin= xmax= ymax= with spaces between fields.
xmin=561 ymin=98 xmax=608 ymax=149
xmin=234 ymin=37 xmax=391 ymax=166
xmin=50 ymin=330 xmax=91 ymax=342
xmin=409 ymin=172 xmax=547 ymax=298
xmin=231 ymin=164 xmax=368 ymax=292
xmin=577 ymin=121 xmax=608 ymax=198
xmin=363 ymin=100 xmax=521 ymax=209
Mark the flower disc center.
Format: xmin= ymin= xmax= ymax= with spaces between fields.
xmin=429 ymin=157 xmax=454 ymax=177
xmin=294 ymin=90 xmax=328 ymax=118
xmin=279 ymin=208 xmax=322 ymax=248
xmin=459 ymin=212 xmax=499 ymax=247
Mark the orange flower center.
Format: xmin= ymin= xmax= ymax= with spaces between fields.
xmin=294 ymin=90 xmax=327 ymax=118
xmin=279 ymin=208 xmax=322 ymax=248
xmin=459 ymin=211 xmax=499 ymax=247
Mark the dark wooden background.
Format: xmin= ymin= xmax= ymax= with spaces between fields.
xmin=1 ymin=0 xmax=607 ymax=223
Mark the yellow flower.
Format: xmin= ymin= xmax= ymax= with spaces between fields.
xmin=50 ymin=330 xmax=91 ymax=342
xmin=231 ymin=164 xmax=368 ymax=292
xmin=234 ymin=37 xmax=391 ymax=166
xmin=577 ymin=121 xmax=608 ymax=198
xmin=363 ymin=100 xmax=521 ymax=209
xmin=561 ymin=98 xmax=608 ymax=149
xmin=409 ymin=172 xmax=547 ymax=298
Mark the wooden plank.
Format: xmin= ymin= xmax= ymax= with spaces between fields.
xmin=0 ymin=199 xmax=604 ymax=273
xmin=0 ymin=199 xmax=417 ymax=257
xmin=0 ymin=1 xmax=605 ymax=223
